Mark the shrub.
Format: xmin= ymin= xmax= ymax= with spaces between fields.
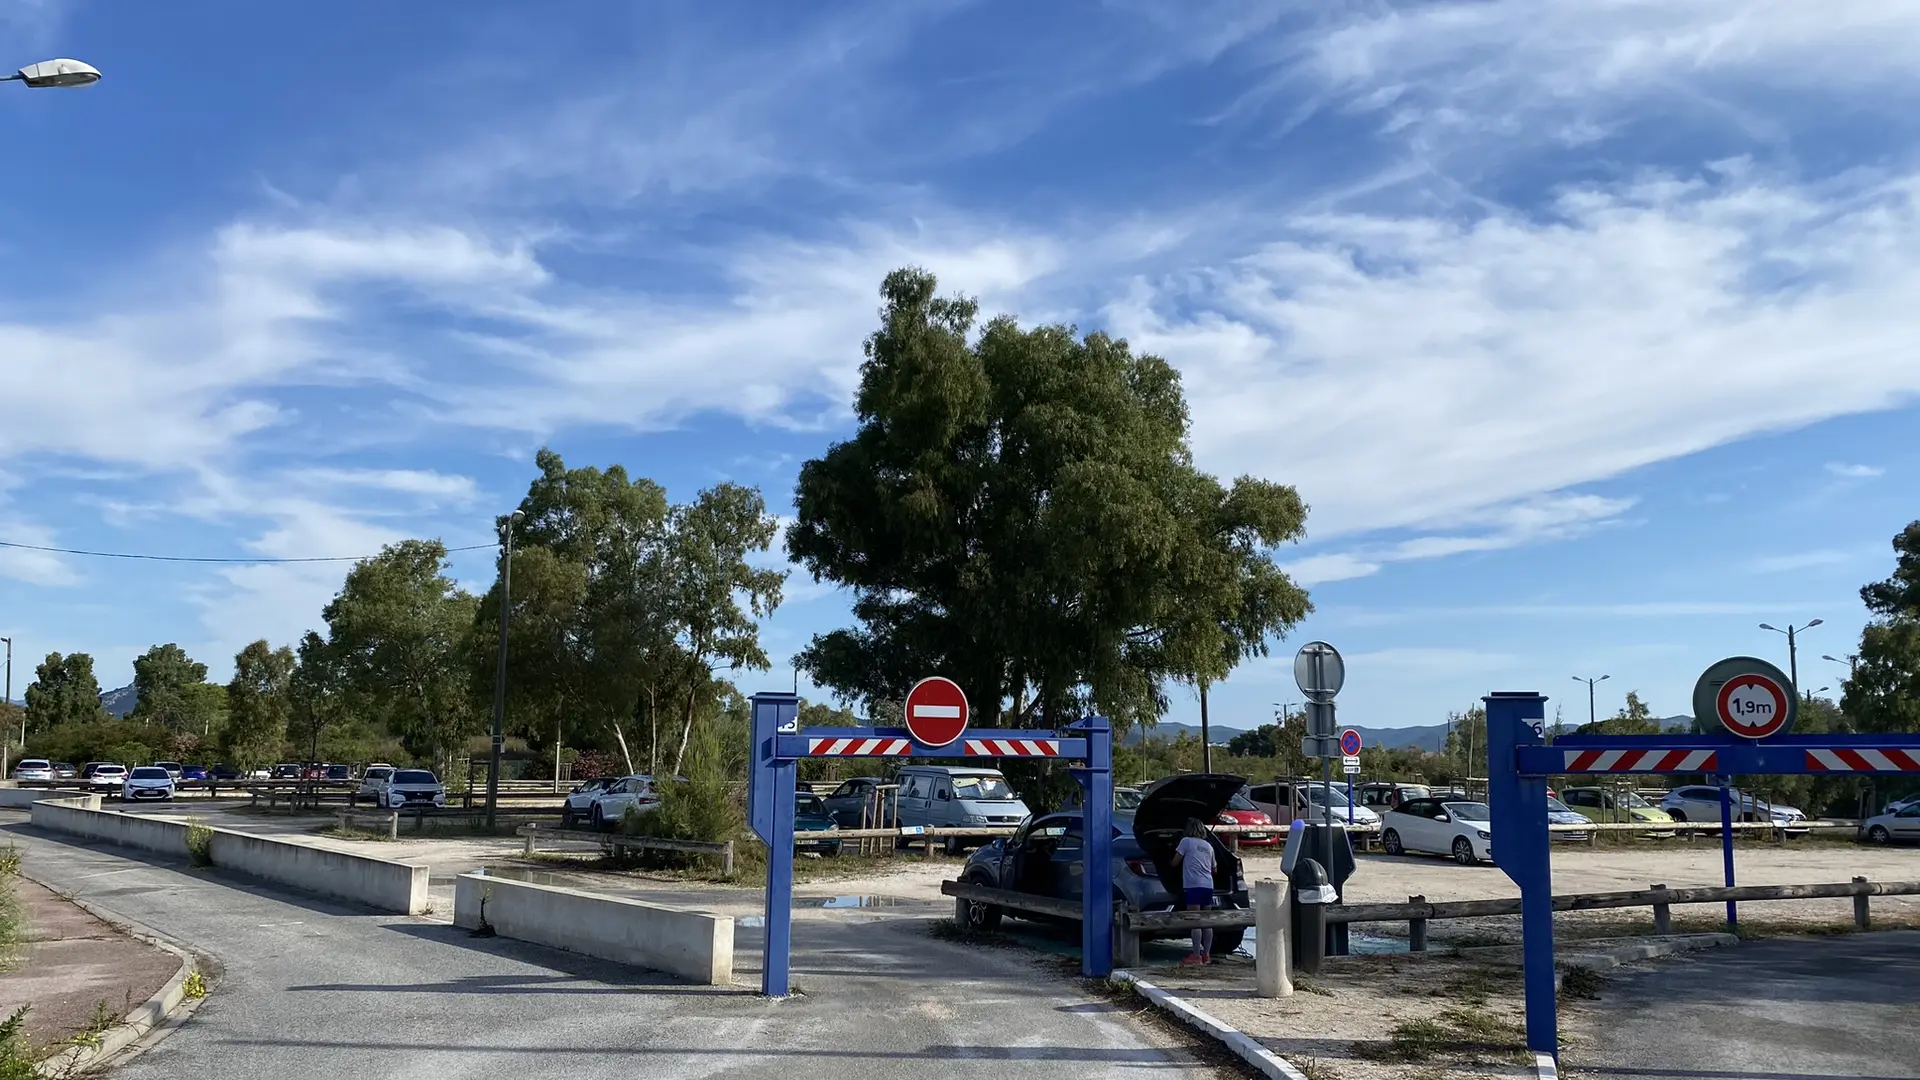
xmin=622 ymin=720 xmax=742 ymax=870
xmin=0 ymin=1005 xmax=35 ymax=1080
xmin=0 ymin=846 xmax=21 ymax=971
xmin=185 ymin=824 xmax=215 ymax=867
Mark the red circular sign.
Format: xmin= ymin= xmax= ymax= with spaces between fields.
xmin=1716 ymin=673 xmax=1790 ymax=739
xmin=904 ymin=676 xmax=969 ymax=748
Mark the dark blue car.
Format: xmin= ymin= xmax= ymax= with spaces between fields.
xmin=957 ymin=773 xmax=1251 ymax=953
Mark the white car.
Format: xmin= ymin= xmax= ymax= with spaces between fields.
xmin=1862 ymin=803 xmax=1920 ymax=844
xmin=587 ymin=775 xmax=659 ymax=830
xmin=1380 ymin=796 xmax=1494 ymax=865
xmin=1884 ymin=793 xmax=1920 ymax=817
xmin=122 ymin=766 xmax=176 ymax=802
xmin=11 ymin=759 xmax=53 ymax=783
xmin=366 ymin=768 xmax=446 ymax=810
xmin=352 ymin=765 xmax=395 ymax=805
xmin=560 ymin=777 xmax=618 ymax=829
xmin=1660 ymin=785 xmax=1807 ymax=832
xmin=87 ymin=764 xmax=128 ymax=793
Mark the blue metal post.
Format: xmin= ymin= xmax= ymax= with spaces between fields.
xmin=1718 ymin=780 xmax=1737 ymax=929
xmin=749 ymin=693 xmax=799 ymax=998
xmin=1486 ymin=692 xmax=1555 ymax=1062
xmin=1079 ymin=716 xmax=1114 ymax=977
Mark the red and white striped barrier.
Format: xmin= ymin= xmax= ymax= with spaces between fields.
xmin=1562 ymin=749 xmax=1719 ymax=772
xmin=962 ymin=738 xmax=1060 ymax=757
xmin=1805 ymin=748 xmax=1920 ymax=772
xmin=806 ymin=737 xmax=912 ymax=756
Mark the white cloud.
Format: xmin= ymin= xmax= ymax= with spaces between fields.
xmin=0 ymin=519 xmax=79 ymax=587
xmin=1743 ymin=548 xmax=1864 ymax=575
xmin=1281 ymin=552 xmax=1381 ymax=586
xmin=1345 ymin=647 xmax=1519 ymax=675
xmin=291 ymin=468 xmax=480 ymax=505
xmin=1283 ymin=494 xmax=1634 ymax=584
xmin=1824 ymin=461 xmax=1884 ymax=479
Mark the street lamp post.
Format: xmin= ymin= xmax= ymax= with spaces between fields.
xmin=1759 ymin=620 xmax=1822 ymax=696
xmin=1821 ymin=654 xmax=1858 ymax=679
xmin=2 ymin=636 xmax=12 ymax=760
xmin=3 ymin=59 xmax=101 ymax=89
xmin=486 ymin=510 xmax=525 ymax=831
xmin=1572 ymin=674 xmax=1610 ymax=727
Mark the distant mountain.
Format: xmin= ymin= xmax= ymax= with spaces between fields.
xmin=1128 ymin=721 xmax=1249 ymax=746
xmin=100 ymin=684 xmax=138 ymax=718
xmin=1132 ymin=719 xmax=1452 ymax=753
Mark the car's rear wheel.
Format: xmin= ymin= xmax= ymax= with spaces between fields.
xmin=1381 ymin=828 xmax=1404 ymax=856
xmin=1452 ymin=837 xmax=1478 ymax=866
xmin=1868 ymin=825 xmax=1892 ymax=844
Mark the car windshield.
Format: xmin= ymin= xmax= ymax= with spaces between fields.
xmin=97 ymin=765 xmax=124 ymax=774
xmin=392 ymin=770 xmax=437 ymax=785
xmin=129 ymin=767 xmax=169 ymax=780
xmin=1306 ymin=787 xmax=1352 ymax=809
xmin=1546 ymin=797 xmax=1573 ymax=814
xmin=1447 ymin=801 xmax=1492 ymax=822
xmin=951 ymin=775 xmax=1014 ymax=800
xmin=1618 ymin=791 xmax=1653 ymax=808
xmin=1226 ymin=792 xmax=1258 ymax=812
xmin=1114 ymin=789 xmax=1143 ymax=811
xmin=796 ymin=794 xmax=827 ymax=815
xmin=18 ymin=760 xmax=48 ymax=769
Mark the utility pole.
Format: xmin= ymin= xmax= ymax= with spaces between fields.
xmin=486 ymin=510 xmax=525 ymax=831
xmin=1572 ymin=674 xmax=1610 ymax=728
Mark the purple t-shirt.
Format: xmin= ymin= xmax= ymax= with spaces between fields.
xmin=1175 ymin=835 xmax=1216 ymax=890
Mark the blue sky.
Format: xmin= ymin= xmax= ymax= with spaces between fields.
xmin=1 ymin=1 xmax=1915 ymax=733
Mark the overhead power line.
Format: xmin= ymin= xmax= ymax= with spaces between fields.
xmin=0 ymin=538 xmax=496 ymax=565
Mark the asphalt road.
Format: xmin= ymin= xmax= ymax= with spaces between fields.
xmin=6 ymin=820 xmax=1223 ymax=1079
xmin=1571 ymin=931 xmax=1920 ymax=1080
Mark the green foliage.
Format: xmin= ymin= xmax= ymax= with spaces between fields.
xmin=789 ymin=268 xmax=1311 ymax=735
xmin=182 ymin=970 xmax=207 ymax=1000
xmin=0 ymin=845 xmax=21 ymax=972
xmin=222 ymin=640 xmax=294 ymax=768
xmin=0 ymin=1005 xmax=34 ymax=1080
xmin=323 ymin=540 xmax=479 ymax=763
xmin=1844 ymin=521 xmax=1920 ymax=734
xmin=129 ymin=644 xmax=211 ymax=731
xmin=1578 ymin=690 xmax=1661 ymax=736
xmin=27 ymin=719 xmax=169 ymax=769
xmin=185 ymin=824 xmax=215 ymax=867
xmin=24 ymin=652 xmax=109 ymax=734
xmin=626 ymin=717 xmax=742 ymax=850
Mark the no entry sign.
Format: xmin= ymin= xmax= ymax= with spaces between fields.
xmin=904 ymin=676 xmax=969 ymax=748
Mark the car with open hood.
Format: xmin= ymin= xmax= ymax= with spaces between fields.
xmin=956 ymin=772 xmax=1251 ymax=952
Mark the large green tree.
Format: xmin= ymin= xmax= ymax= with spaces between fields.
xmin=129 ymin=643 xmax=213 ymax=731
xmin=788 ymin=268 xmax=1311 ymax=734
xmin=1584 ymin=690 xmax=1661 ymax=736
xmin=223 ymin=640 xmax=294 ymax=767
xmin=1843 ymin=521 xmax=1920 ymax=734
xmin=24 ymin=652 xmax=109 ymax=733
xmin=323 ymin=540 xmax=480 ymax=764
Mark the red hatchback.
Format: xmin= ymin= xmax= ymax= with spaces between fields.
xmin=1215 ymin=790 xmax=1279 ymax=846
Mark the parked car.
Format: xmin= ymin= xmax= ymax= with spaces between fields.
xmin=588 ymin=775 xmax=659 ymax=830
xmin=181 ymin=764 xmax=208 ymax=782
xmin=270 ymin=763 xmax=303 ymax=780
xmin=1862 ymin=803 xmax=1920 ymax=844
xmin=1059 ymin=785 xmax=1145 ymax=819
xmin=794 ymin=792 xmax=842 ymax=855
xmin=1883 ymin=792 xmax=1920 ymax=817
xmin=1380 ymin=797 xmax=1494 ymax=865
xmin=153 ymin=761 xmax=185 ymax=780
xmin=1558 ymin=786 xmax=1675 ymax=833
xmin=122 ymin=766 xmax=175 ymax=802
xmin=957 ymin=773 xmax=1251 ymax=952
xmin=1245 ymin=779 xmax=1382 ymax=834
xmin=822 ymin=776 xmax=895 ymax=827
xmin=366 ymin=768 xmax=446 ymax=809
xmin=1356 ymin=782 xmax=1432 ymax=813
xmin=11 ymin=759 xmax=53 ymax=783
xmin=79 ymin=761 xmax=115 ymax=780
xmin=352 ymin=765 xmax=396 ymax=805
xmin=895 ymin=766 xmax=1031 ymax=854
xmin=560 ymin=777 xmax=616 ymax=829
xmin=51 ymin=762 xmax=77 ymax=780
xmin=87 ymin=764 xmax=128 ymax=792
xmin=208 ymin=763 xmax=242 ymax=781
xmin=1660 ymin=786 xmax=1807 ymax=833
xmin=322 ymin=764 xmax=352 ymax=782
xmin=1545 ymin=796 xmax=1594 ymax=843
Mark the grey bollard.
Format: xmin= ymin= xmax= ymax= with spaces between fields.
xmin=1289 ymin=857 xmax=1332 ymax=976
xmin=1255 ymin=880 xmax=1292 ymax=998
xmin=1853 ymin=876 xmax=1871 ymax=930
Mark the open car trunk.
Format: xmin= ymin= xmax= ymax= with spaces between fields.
xmin=1134 ymin=773 xmax=1247 ymax=893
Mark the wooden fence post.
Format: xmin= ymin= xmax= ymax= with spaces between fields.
xmin=1853 ymin=876 xmax=1871 ymax=930
xmin=1651 ymin=883 xmax=1671 ymax=935
xmin=1115 ymin=903 xmax=1142 ymax=968
xmin=1408 ymin=894 xmax=1428 ymax=952
xmin=723 ymin=840 xmax=736 ymax=877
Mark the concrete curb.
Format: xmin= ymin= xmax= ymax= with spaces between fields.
xmin=23 ymin=874 xmax=207 ymax=1077
xmin=1555 ymin=932 xmax=1738 ymax=990
xmin=1111 ymin=971 xmax=1310 ymax=1080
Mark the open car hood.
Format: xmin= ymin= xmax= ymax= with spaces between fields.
xmin=1134 ymin=773 xmax=1246 ymax=861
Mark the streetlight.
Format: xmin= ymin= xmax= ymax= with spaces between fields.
xmin=1821 ymin=653 xmax=1858 ymax=679
xmin=486 ymin=509 xmax=525 ymax=831
xmin=4 ymin=59 xmax=101 ymax=89
xmin=1 ymin=635 xmax=12 ymax=758
xmin=1759 ymin=620 xmax=1821 ymax=695
xmin=1572 ymin=674 xmax=1610 ymax=727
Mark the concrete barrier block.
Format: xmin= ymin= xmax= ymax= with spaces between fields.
xmin=453 ymin=872 xmax=733 ymax=985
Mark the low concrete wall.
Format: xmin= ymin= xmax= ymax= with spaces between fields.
xmin=0 ymin=786 xmax=57 ymax=808
xmin=29 ymin=796 xmax=429 ymax=915
xmin=453 ymin=871 xmax=733 ymax=985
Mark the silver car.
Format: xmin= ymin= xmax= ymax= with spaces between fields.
xmin=1660 ymin=785 xmax=1806 ymax=832
xmin=11 ymin=758 xmax=53 ymax=784
xmin=122 ymin=766 xmax=176 ymax=802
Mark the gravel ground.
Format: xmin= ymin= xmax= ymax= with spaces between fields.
xmin=0 ymin=876 xmax=180 ymax=1051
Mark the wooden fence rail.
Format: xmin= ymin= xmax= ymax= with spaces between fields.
xmin=517 ymin=824 xmax=735 ymax=875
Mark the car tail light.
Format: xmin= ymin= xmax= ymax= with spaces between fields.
xmin=1125 ymin=859 xmax=1158 ymax=878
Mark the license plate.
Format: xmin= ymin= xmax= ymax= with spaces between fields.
xmin=1245 ymin=833 xmax=1269 ymax=841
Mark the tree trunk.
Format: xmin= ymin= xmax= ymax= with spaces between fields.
xmin=671 ymin=683 xmax=696 ymax=776
xmin=610 ymin=721 xmax=636 ymax=777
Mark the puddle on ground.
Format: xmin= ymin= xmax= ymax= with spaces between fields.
xmin=805 ymin=895 xmax=935 ymax=910
xmin=1239 ymin=930 xmax=1407 ymax=958
xmin=739 ymin=916 xmax=764 ymax=928
xmin=477 ymin=865 xmax=575 ymax=887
